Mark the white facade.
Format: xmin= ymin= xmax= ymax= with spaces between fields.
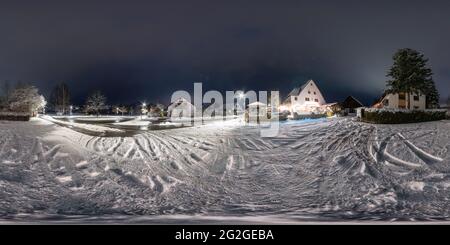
xmin=282 ymin=80 xmax=326 ymax=115
xmin=379 ymin=92 xmax=426 ymax=110
xmin=167 ymin=98 xmax=196 ymax=118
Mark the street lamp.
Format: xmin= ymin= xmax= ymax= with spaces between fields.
xmin=69 ymin=105 xmax=73 ymax=116
xmin=141 ymin=102 xmax=147 ymax=119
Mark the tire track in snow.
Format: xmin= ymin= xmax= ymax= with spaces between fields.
xmin=397 ymin=133 xmax=443 ymax=164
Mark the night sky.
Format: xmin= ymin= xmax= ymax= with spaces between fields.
xmin=1 ymin=1 xmax=449 ymax=105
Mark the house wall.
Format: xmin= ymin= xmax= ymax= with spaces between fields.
xmin=289 ymin=80 xmax=326 ymax=114
xmin=382 ymin=92 xmax=426 ymax=110
xmin=168 ymin=101 xmax=196 ymax=118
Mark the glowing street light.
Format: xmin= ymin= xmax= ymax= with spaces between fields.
xmin=141 ymin=102 xmax=147 ymax=119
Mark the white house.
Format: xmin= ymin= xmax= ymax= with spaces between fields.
xmin=246 ymin=101 xmax=269 ymax=123
xmin=374 ymin=92 xmax=426 ymax=110
xmin=281 ymin=79 xmax=326 ymax=115
xmin=167 ymin=98 xmax=196 ymax=118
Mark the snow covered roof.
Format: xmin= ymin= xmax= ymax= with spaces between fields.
xmin=248 ymin=101 xmax=267 ymax=107
xmin=168 ymin=97 xmax=193 ymax=107
xmin=287 ymin=80 xmax=313 ymax=98
xmin=341 ymin=96 xmax=364 ymax=108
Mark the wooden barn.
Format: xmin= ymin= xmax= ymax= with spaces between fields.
xmin=340 ymin=96 xmax=364 ymax=115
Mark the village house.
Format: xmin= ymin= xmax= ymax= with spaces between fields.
xmin=373 ymin=92 xmax=426 ymax=110
xmin=281 ymin=79 xmax=327 ymax=115
xmin=167 ymin=97 xmax=196 ymax=118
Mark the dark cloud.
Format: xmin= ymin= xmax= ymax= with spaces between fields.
xmin=0 ymin=0 xmax=449 ymax=105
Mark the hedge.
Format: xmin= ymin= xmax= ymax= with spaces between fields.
xmin=361 ymin=109 xmax=446 ymax=124
xmin=0 ymin=112 xmax=31 ymax=121
xmin=292 ymin=113 xmax=327 ymax=120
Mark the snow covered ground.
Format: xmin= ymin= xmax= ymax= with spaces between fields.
xmin=0 ymin=116 xmax=450 ymax=223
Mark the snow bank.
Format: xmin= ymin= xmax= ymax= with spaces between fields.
xmin=41 ymin=115 xmax=124 ymax=135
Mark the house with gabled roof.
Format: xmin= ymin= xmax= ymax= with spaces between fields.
xmin=281 ymin=79 xmax=326 ymax=115
xmin=167 ymin=97 xmax=196 ymax=118
xmin=340 ymin=96 xmax=364 ymax=115
xmin=372 ymin=92 xmax=426 ymax=110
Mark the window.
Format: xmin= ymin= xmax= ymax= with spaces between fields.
xmin=383 ymin=99 xmax=389 ymax=106
xmin=294 ymin=97 xmax=298 ymax=101
xmin=314 ymin=99 xmax=319 ymax=102
xmin=314 ymin=91 xmax=316 ymax=95
xmin=413 ymin=95 xmax=419 ymax=101
xmin=414 ymin=106 xmax=419 ymax=109
xmin=308 ymin=91 xmax=311 ymax=94
xmin=399 ymin=93 xmax=406 ymax=100
xmin=305 ymin=97 xmax=310 ymax=101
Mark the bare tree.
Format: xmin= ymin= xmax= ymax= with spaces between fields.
xmin=85 ymin=91 xmax=106 ymax=116
xmin=0 ymin=81 xmax=11 ymax=108
xmin=50 ymin=83 xmax=70 ymax=114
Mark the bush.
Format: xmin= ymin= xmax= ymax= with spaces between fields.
xmin=361 ymin=108 xmax=446 ymax=124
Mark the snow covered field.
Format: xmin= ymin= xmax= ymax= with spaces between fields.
xmin=1 ymin=116 xmax=450 ymax=223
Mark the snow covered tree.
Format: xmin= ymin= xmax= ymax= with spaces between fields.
xmin=386 ymin=48 xmax=438 ymax=109
xmin=7 ymin=85 xmax=47 ymax=115
xmin=49 ymin=83 xmax=71 ymax=114
xmin=85 ymin=91 xmax=107 ymax=116
xmin=424 ymin=81 xmax=440 ymax=108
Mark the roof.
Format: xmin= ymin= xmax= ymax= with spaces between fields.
xmin=341 ymin=96 xmax=364 ymax=108
xmin=287 ymin=80 xmax=313 ymax=98
xmin=248 ymin=101 xmax=267 ymax=107
xmin=168 ymin=97 xmax=193 ymax=107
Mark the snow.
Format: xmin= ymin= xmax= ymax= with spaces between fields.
xmin=41 ymin=115 xmax=124 ymax=135
xmin=112 ymin=118 xmax=150 ymax=126
xmin=408 ymin=181 xmax=425 ymax=192
xmin=0 ymin=116 xmax=450 ymax=223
